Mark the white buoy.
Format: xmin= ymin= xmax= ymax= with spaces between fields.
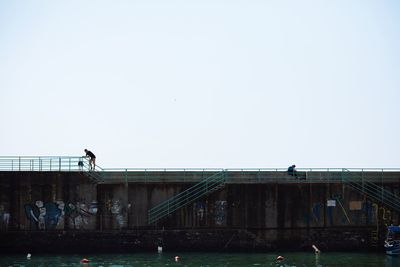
xmin=157 ymin=246 xmax=163 ymax=253
xmin=175 ymin=256 xmax=180 ymax=262
xmin=312 ymin=244 xmax=321 ymax=254
xmin=27 ymin=253 xmax=31 ymax=259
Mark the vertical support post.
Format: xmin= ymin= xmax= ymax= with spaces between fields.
xmin=381 ymin=169 xmax=384 ymax=203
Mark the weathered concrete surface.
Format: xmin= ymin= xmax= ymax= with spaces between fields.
xmin=0 ymin=171 xmax=399 ymax=253
xmin=0 ymin=172 xmax=97 ymax=231
xmin=0 ymin=228 xmax=378 ymax=253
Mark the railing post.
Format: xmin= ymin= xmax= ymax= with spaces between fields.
xmin=59 ymin=158 xmax=61 ymax=172
xmin=341 ymin=168 xmax=344 ymax=183
xmin=361 ymin=170 xmax=365 ymax=194
xmin=382 ymin=169 xmax=385 ymax=202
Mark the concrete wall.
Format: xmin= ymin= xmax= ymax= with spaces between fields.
xmin=97 ymin=181 xmax=399 ymax=230
xmin=0 ymin=172 xmax=97 ymax=231
xmin=0 ymin=171 xmax=399 ymax=252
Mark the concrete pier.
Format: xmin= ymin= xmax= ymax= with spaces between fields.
xmin=0 ymin=170 xmax=399 ymax=252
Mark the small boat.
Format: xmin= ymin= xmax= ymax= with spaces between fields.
xmin=384 ymin=226 xmax=400 ymax=256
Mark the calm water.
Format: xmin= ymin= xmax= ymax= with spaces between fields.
xmin=0 ymin=252 xmax=398 ymax=267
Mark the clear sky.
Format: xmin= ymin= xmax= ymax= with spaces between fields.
xmin=1 ymin=0 xmax=399 ymax=169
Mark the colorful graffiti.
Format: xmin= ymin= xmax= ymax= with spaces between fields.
xmin=24 ymin=200 xmax=97 ymax=230
xmin=305 ymin=199 xmax=383 ymax=226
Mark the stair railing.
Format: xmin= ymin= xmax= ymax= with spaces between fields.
xmin=148 ymin=170 xmax=227 ymax=224
xmin=342 ymin=169 xmax=400 ymax=212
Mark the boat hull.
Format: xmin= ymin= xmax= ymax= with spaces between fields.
xmin=385 ymin=241 xmax=400 ymax=256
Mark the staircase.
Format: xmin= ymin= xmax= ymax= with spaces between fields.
xmin=84 ymin=170 xmax=104 ymax=182
xmin=148 ymin=170 xmax=227 ymax=224
xmin=80 ymin=159 xmax=104 ymax=183
xmin=342 ymin=169 xmax=400 ymax=212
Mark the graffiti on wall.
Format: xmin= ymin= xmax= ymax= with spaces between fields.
xmin=111 ymin=199 xmax=124 ymax=228
xmin=305 ymin=199 xmax=383 ymax=226
xmin=379 ymin=206 xmax=393 ymax=226
xmin=362 ymin=202 xmax=377 ymax=224
xmin=195 ymin=201 xmax=205 ymax=221
xmin=334 ymin=197 xmax=351 ymax=224
xmin=214 ymin=200 xmax=227 ymax=226
xmin=0 ymin=204 xmax=10 ymax=231
xmin=24 ymin=200 xmax=97 ymax=230
xmin=311 ymin=203 xmax=324 ymax=224
xmin=349 ymin=201 xmax=377 ymax=225
xmin=105 ymin=199 xmax=128 ymax=229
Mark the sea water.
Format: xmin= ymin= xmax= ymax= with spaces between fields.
xmin=0 ymin=252 xmax=398 ymax=267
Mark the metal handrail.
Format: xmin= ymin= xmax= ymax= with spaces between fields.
xmin=1 ymin=156 xmax=399 ymax=184
xmin=0 ymin=156 xmax=92 ymax=172
xmin=0 ymin=157 xmax=399 ymax=173
xmin=100 ymin=167 xmax=400 ymax=172
xmin=80 ymin=167 xmax=400 ymax=185
xmin=342 ymin=169 xmax=400 ymax=212
xmin=225 ymin=168 xmax=400 ymax=172
xmin=102 ymin=168 xmax=225 ymax=172
xmin=148 ymin=171 xmax=226 ymax=224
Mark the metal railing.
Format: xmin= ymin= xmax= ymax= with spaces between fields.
xmin=148 ymin=171 xmax=227 ymax=224
xmin=98 ymin=168 xmax=400 ymax=184
xmin=342 ymin=169 xmax=400 ymax=212
xmin=0 ymin=157 xmax=399 ymax=184
xmin=0 ymin=156 xmax=94 ymax=172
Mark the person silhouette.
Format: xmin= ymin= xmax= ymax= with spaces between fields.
xmin=84 ymin=149 xmax=96 ymax=170
xmin=287 ymin=164 xmax=298 ymax=178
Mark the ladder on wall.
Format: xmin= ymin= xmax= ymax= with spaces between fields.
xmin=370 ymin=230 xmax=379 ymax=247
xmin=342 ymin=169 xmax=400 ymax=212
xmin=148 ymin=170 xmax=227 ymax=224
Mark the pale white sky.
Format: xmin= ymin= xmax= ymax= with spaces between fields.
xmin=1 ymin=0 xmax=399 ymax=168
